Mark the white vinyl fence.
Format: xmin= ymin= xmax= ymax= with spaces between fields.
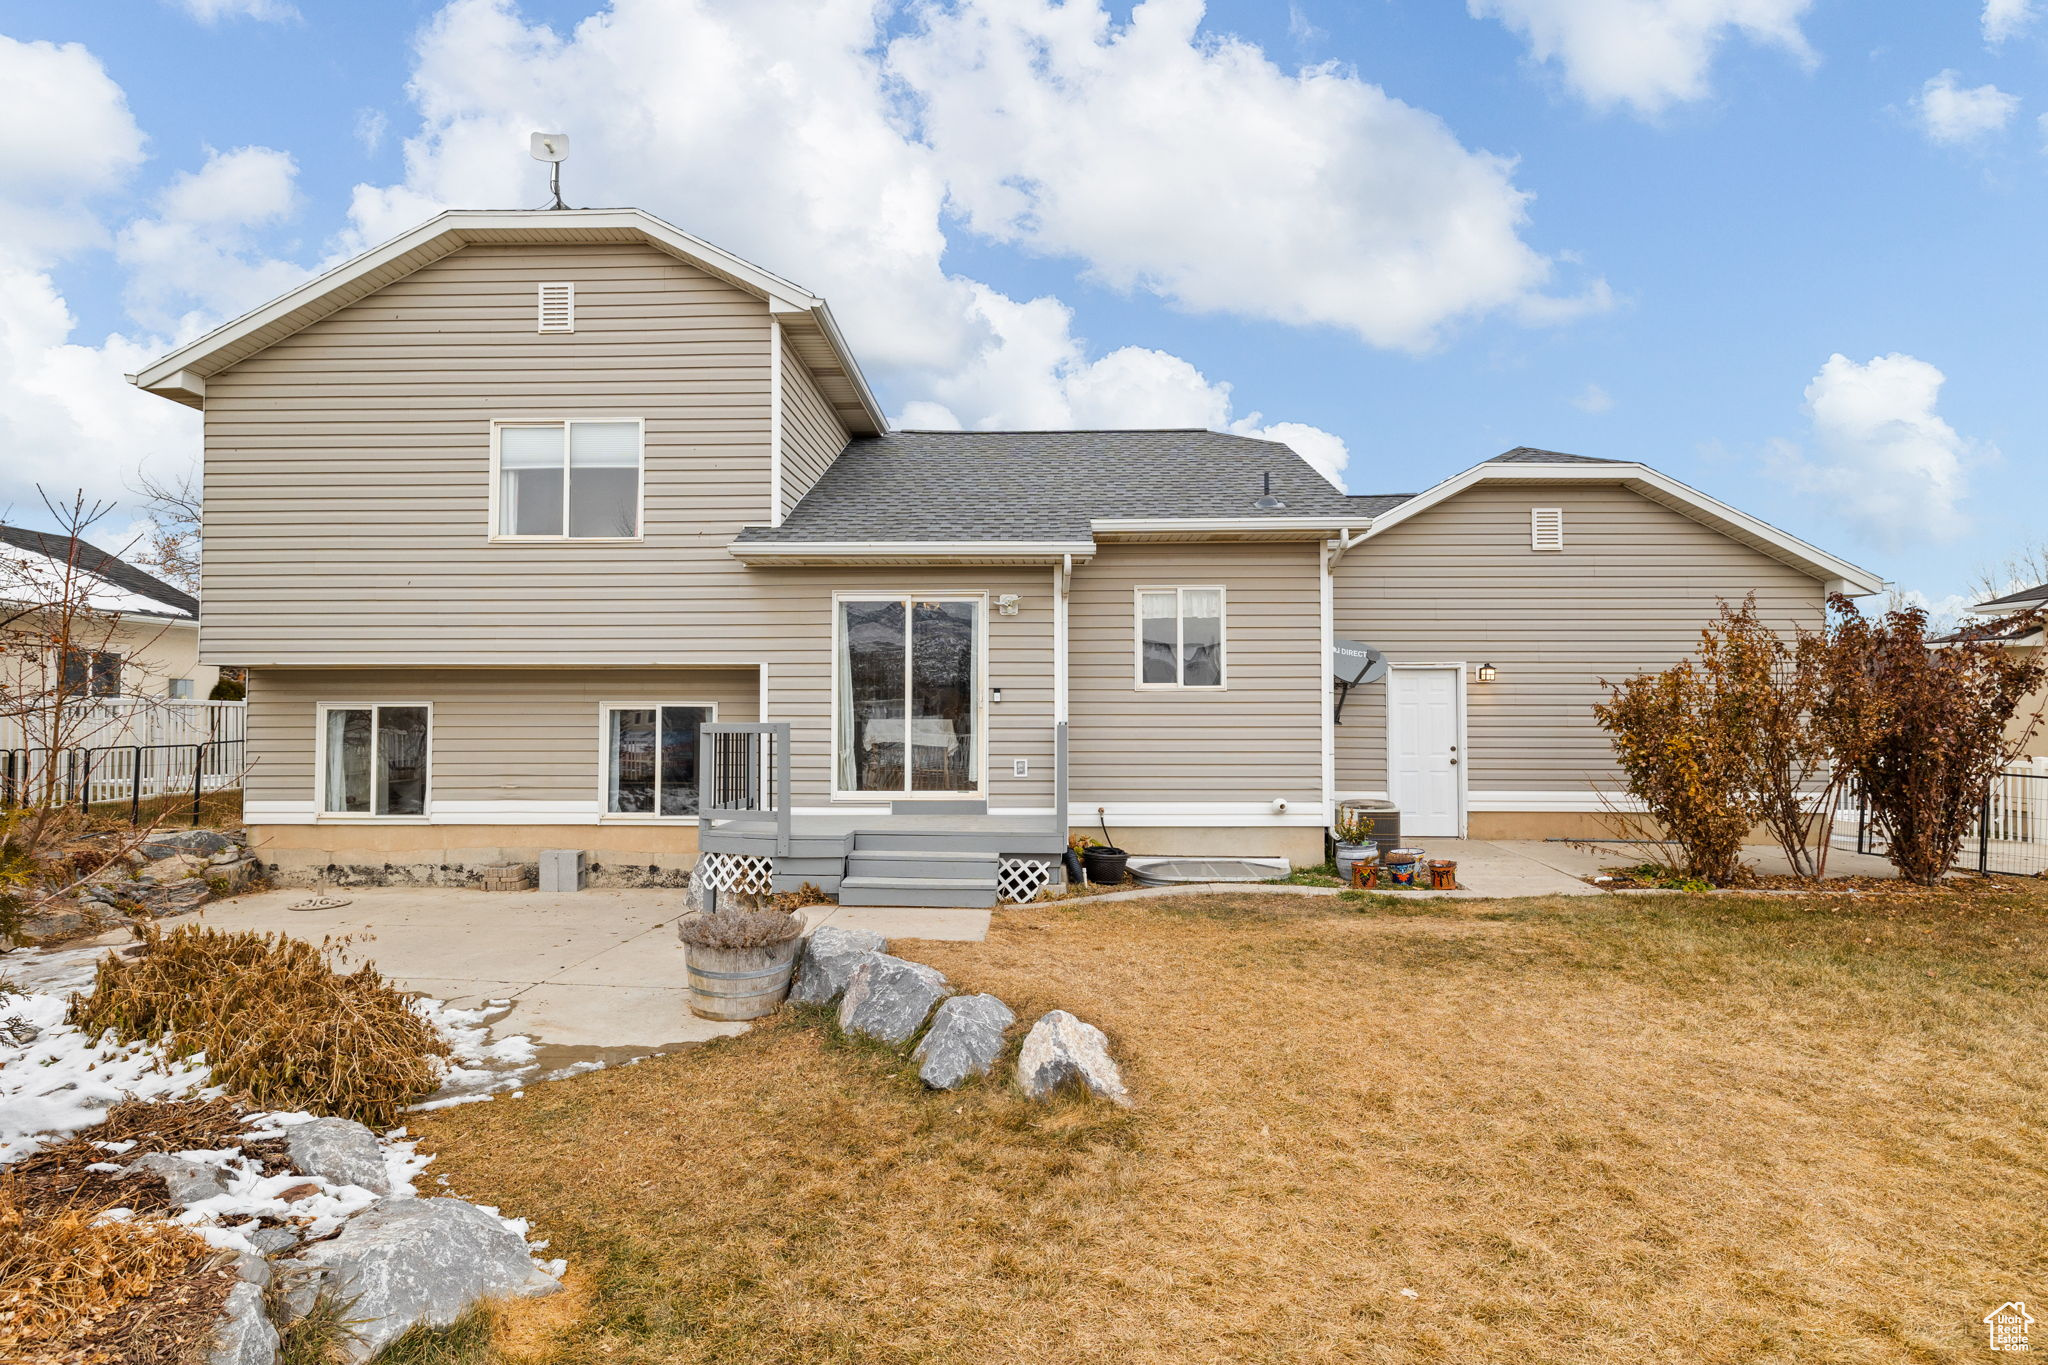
xmin=1835 ymin=756 xmax=2048 ymax=877
xmin=1 ymin=700 xmax=245 ymax=815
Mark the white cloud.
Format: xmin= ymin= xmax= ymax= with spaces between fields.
xmin=114 ymin=145 xmax=309 ymax=335
xmin=888 ymin=0 xmax=1601 ymax=350
xmin=1571 ymin=382 xmax=1614 ymax=413
xmin=1914 ymin=71 xmax=2020 ymax=144
xmin=1984 ymin=0 xmax=2039 ymax=44
xmin=354 ymin=108 xmax=389 ymax=155
xmin=1469 ymin=0 xmax=1816 ymax=117
xmin=1767 ymin=353 xmax=1978 ymax=548
xmin=0 ymin=35 xmax=148 ymax=263
xmin=341 ymin=0 xmax=1615 ymax=488
xmin=171 ymin=0 xmax=299 ymax=22
xmin=0 ymin=36 xmax=197 ymax=517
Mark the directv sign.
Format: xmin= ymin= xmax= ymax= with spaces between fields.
xmin=1331 ymin=638 xmax=1386 ymax=723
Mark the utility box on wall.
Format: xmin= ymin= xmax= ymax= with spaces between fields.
xmin=538 ymin=849 xmax=587 ymax=893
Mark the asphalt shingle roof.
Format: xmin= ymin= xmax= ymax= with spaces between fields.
xmin=1978 ymin=581 xmax=2048 ymax=611
xmin=0 ymin=524 xmax=197 ymax=618
xmin=737 ymin=430 xmax=1406 ymax=544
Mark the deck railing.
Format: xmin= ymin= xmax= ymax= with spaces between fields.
xmin=701 ymin=722 xmax=792 ymax=856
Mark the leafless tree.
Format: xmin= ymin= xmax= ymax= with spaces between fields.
xmin=127 ymin=464 xmax=202 ymax=596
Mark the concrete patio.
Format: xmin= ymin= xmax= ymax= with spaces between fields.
xmin=181 ymin=888 xmax=990 ymax=1052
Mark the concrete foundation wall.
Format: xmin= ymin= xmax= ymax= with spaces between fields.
xmin=248 ymin=821 xmax=700 ymax=888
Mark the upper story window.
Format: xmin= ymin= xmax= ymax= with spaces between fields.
xmin=493 ymin=420 xmax=643 ymax=540
xmin=1136 ymin=587 xmax=1225 ymax=688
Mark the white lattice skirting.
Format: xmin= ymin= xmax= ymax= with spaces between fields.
xmin=695 ymin=851 xmax=775 ymax=900
xmin=997 ymin=856 xmax=1055 ymax=904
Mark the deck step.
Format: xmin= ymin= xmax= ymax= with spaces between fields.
xmin=846 ymin=849 xmax=999 ymax=881
xmin=836 ymin=874 xmax=999 ymax=909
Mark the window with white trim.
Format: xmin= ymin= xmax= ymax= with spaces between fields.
xmin=1136 ymin=587 xmax=1225 ymax=688
xmin=320 ymin=705 xmax=430 ymax=816
xmin=537 ymin=281 xmax=574 ymax=332
xmin=603 ymin=704 xmax=713 ymax=816
xmin=1530 ymin=506 xmax=1564 ymax=550
xmin=494 ymin=420 xmax=642 ymax=538
xmin=167 ymin=678 xmax=195 ymax=700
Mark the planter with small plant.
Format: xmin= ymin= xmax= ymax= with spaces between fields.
xmin=676 ymin=903 xmax=806 ymax=1020
xmin=1332 ymin=808 xmax=1378 ymax=884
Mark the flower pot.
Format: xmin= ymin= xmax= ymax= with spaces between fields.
xmin=1082 ymin=846 xmax=1129 ymax=885
xmin=1334 ymin=842 xmax=1376 ymax=883
xmin=684 ymin=936 xmax=802 ymax=1021
xmin=1338 ymin=799 xmax=1402 ymax=860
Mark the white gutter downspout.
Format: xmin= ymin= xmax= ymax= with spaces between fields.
xmin=1054 ymin=553 xmax=1071 ymax=724
xmin=1319 ymin=532 xmax=1347 ymax=830
xmin=767 ymin=318 xmax=785 ymax=526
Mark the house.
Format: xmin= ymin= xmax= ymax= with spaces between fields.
xmin=127 ymin=206 xmax=1884 ymax=901
xmin=0 ymin=524 xmax=219 ymax=716
xmin=1964 ymin=581 xmax=2048 ymax=759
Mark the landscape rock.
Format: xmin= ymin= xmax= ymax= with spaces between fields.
xmin=142 ymin=828 xmax=237 ymax=859
xmin=294 ymin=1197 xmax=560 ymax=1362
xmin=124 ymin=1153 xmax=232 ymax=1205
xmin=231 ymin=1250 xmax=272 ymax=1288
xmin=285 ymin=1117 xmax=390 ymax=1194
xmin=1016 ymin=1010 xmax=1131 ymax=1107
xmin=837 ymin=954 xmax=949 ymax=1046
xmin=913 ymin=993 xmax=1015 ymax=1089
xmin=246 ymin=1226 xmax=301 ymax=1255
xmin=788 ymin=926 xmax=886 ymax=1006
xmin=208 ymin=1280 xmax=279 ymax=1365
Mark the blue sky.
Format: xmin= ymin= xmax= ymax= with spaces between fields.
xmin=2 ymin=0 xmax=2044 ymax=613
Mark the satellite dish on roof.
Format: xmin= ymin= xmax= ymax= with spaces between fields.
xmin=529 ymin=132 xmax=569 ymax=209
xmin=1331 ymin=637 xmax=1387 ymax=724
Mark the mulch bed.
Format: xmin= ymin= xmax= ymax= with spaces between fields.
xmin=5 ymin=1097 xmax=291 ymax=1223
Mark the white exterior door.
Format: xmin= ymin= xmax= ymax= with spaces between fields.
xmin=1387 ymin=666 xmax=1463 ymax=836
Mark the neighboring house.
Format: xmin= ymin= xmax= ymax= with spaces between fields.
xmin=1963 ymin=581 xmax=2048 ymax=758
xmin=0 ymin=523 xmax=216 ymax=711
xmin=128 ymin=207 xmax=1884 ymax=899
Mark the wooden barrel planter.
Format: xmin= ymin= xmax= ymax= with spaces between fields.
xmin=685 ymin=937 xmax=803 ymax=1020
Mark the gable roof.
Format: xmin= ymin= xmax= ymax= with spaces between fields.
xmin=1342 ymin=448 xmax=1887 ymax=594
xmin=0 ymin=524 xmax=197 ymax=620
xmin=128 ymin=207 xmax=886 ymax=434
xmin=732 ymin=430 xmax=1383 ymax=561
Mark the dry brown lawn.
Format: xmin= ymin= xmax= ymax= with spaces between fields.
xmin=418 ymin=887 xmax=2048 ymax=1364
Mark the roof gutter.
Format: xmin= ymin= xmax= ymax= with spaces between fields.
xmin=729 ymin=538 xmax=1097 ymax=564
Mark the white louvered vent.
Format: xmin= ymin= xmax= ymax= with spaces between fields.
xmin=1530 ymin=506 xmax=1564 ymax=551
xmin=537 ymin=282 xmax=574 ymax=333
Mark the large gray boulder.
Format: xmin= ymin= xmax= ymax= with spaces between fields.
xmin=208 ymin=1280 xmax=280 ymax=1365
xmin=788 ymin=925 xmax=886 ymax=1005
xmin=294 ymin=1198 xmax=560 ymax=1362
xmin=837 ymin=954 xmax=949 ymax=1047
xmin=285 ymin=1117 xmax=390 ymax=1194
xmin=125 ymin=1153 xmax=231 ymax=1205
xmin=912 ymin=993 xmax=1014 ymax=1090
xmin=1016 ymin=1010 xmax=1132 ymax=1107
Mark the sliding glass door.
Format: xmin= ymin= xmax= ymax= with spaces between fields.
xmin=836 ymin=596 xmax=981 ymax=796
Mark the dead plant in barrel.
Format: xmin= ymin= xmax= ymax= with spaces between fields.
xmin=71 ymin=925 xmax=450 ymax=1126
xmin=675 ymin=907 xmax=804 ymax=950
xmin=1813 ymin=595 xmax=2048 ymax=886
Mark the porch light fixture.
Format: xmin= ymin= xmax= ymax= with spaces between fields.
xmin=1476 ymin=662 xmax=1498 ymax=683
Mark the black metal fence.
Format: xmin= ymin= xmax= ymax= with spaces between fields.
xmin=0 ymin=739 xmax=244 ymax=826
xmin=1838 ymin=762 xmax=2048 ymax=877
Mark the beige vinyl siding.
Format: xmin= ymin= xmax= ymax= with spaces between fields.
xmin=246 ymin=666 xmax=759 ymax=809
xmin=200 ymin=242 xmax=776 ymax=665
xmin=752 ymin=566 xmax=1057 ymax=809
xmin=1334 ymin=483 xmax=1825 ymax=795
xmin=778 ymin=329 xmax=849 ymax=517
xmin=1068 ymin=543 xmax=1323 ymax=802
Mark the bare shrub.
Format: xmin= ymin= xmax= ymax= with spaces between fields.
xmin=1815 ymin=596 xmax=2048 ymax=886
xmin=71 ymin=926 xmax=451 ymax=1126
xmin=676 ymin=909 xmax=804 ymax=950
xmin=1594 ymin=654 xmax=1755 ymax=885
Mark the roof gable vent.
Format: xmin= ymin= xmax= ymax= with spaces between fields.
xmin=1530 ymin=506 xmax=1564 ymax=551
xmin=537 ymin=281 xmax=574 ymax=333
